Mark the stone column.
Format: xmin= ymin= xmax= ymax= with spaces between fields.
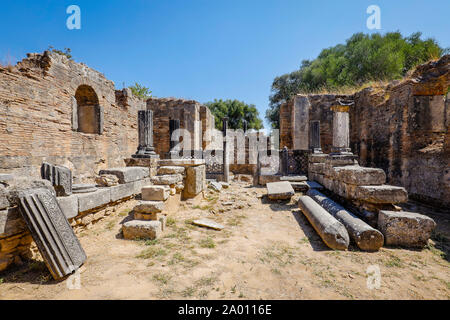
xmin=331 ymin=105 xmax=352 ymax=154
xmin=309 ymin=120 xmax=322 ymax=153
xmin=132 ymin=110 xmax=158 ymax=159
xmin=223 ymin=117 xmax=230 ymax=182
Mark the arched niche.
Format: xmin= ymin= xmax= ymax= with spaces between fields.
xmin=72 ymin=85 xmax=104 ymax=134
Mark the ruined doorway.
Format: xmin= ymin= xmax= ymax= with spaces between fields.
xmin=74 ymin=85 xmax=103 ymax=134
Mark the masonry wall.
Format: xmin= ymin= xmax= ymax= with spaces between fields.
xmin=147 ymin=97 xmax=215 ymax=158
xmin=279 ymin=55 xmax=450 ymax=208
xmin=0 ymin=51 xmax=146 ymax=183
xmin=350 ymin=56 xmax=450 ymax=208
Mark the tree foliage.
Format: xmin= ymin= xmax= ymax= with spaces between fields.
xmin=129 ymin=82 xmax=152 ymax=100
xmin=266 ymin=32 xmax=446 ymax=128
xmin=48 ymin=46 xmax=73 ymax=60
xmin=205 ymin=99 xmax=263 ymax=131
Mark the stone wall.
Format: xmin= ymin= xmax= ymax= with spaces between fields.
xmin=280 ymin=94 xmax=352 ymax=153
xmin=147 ymin=97 xmax=215 ymax=158
xmin=350 ymin=56 xmax=449 ymax=208
xmin=0 ymin=51 xmax=146 ymax=183
xmin=280 ymin=55 xmax=449 ymax=208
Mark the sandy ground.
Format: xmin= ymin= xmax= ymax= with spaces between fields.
xmin=0 ymin=181 xmax=449 ymax=300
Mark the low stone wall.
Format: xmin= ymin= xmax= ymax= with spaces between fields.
xmin=308 ymin=153 xmax=408 ymax=227
xmin=0 ymin=174 xmax=152 ymax=272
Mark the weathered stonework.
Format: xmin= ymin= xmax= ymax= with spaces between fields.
xmin=0 ymin=51 xmax=147 ymax=183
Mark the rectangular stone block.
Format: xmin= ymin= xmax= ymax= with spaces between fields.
xmin=78 ymin=188 xmax=111 ymax=213
xmin=309 ymin=163 xmax=326 ymax=174
xmin=110 ymin=182 xmax=137 ymax=202
xmin=378 ymin=210 xmax=436 ymax=247
xmin=267 ymin=181 xmax=295 ymax=200
xmin=122 ymin=220 xmax=161 ymax=240
xmin=184 ymin=165 xmax=205 ymax=198
xmin=309 ymin=153 xmax=328 ymax=163
xmin=259 ymin=174 xmax=281 ymax=185
xmin=325 ymin=154 xmax=358 ymax=167
xmin=99 ymin=167 xmax=149 ymax=184
xmin=41 ymin=162 xmax=72 ymax=196
xmin=0 ymin=185 xmax=10 ymax=210
xmin=142 ymin=185 xmax=169 ymax=201
xmin=333 ymin=165 xmax=386 ymax=185
xmin=355 ymin=185 xmax=408 ymax=204
xmin=18 ymin=188 xmax=86 ymax=280
xmin=57 ymin=195 xmax=79 ymax=220
xmin=0 ymin=207 xmax=27 ymax=238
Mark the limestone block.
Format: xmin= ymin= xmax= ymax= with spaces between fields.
xmin=208 ymin=181 xmax=222 ymax=192
xmin=0 ymin=185 xmax=9 ymax=210
xmin=280 ymin=175 xmax=308 ymax=182
xmin=355 ymin=185 xmax=408 ymax=204
xmin=309 ymin=163 xmax=326 ymax=174
xmin=134 ymin=201 xmax=165 ymax=214
xmin=309 ymin=153 xmax=328 ymax=163
xmin=142 ymin=185 xmax=169 ymax=201
xmin=134 ymin=212 xmax=158 ymax=221
xmin=184 ymin=166 xmax=205 ymax=198
xmin=95 ymin=174 xmax=119 ymax=187
xmin=378 ymin=210 xmax=436 ymax=247
xmin=151 ymin=174 xmax=183 ymax=186
xmin=259 ymin=175 xmax=281 ymax=185
xmin=6 ymin=178 xmax=55 ymax=206
xmin=41 ymin=162 xmax=72 ymax=196
xmin=158 ymin=159 xmax=205 ymax=167
xmin=157 ymin=166 xmax=185 ymax=175
xmin=99 ymin=167 xmax=149 ymax=184
xmin=57 ymin=195 xmax=79 ymax=219
xmin=77 ymin=188 xmax=111 ymax=213
xmin=266 ymin=181 xmax=295 ymax=200
xmin=122 ymin=220 xmax=162 ymax=240
xmin=0 ymin=207 xmax=27 ymax=238
xmin=333 ymin=165 xmax=386 ymax=186
xmin=72 ymin=184 xmax=98 ymax=194
xmin=110 ymin=182 xmax=137 ymax=202
xmin=325 ymin=154 xmax=358 ymax=167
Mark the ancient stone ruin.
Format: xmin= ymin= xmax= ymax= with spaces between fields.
xmin=0 ymin=50 xmax=448 ymax=282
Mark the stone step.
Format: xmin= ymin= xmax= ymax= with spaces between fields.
xmin=157 ymin=166 xmax=185 ymax=175
xmin=280 ymin=175 xmax=308 ymax=182
xmin=122 ymin=220 xmax=161 ymax=240
xmin=290 ymin=181 xmax=308 ymax=192
xmin=332 ymin=165 xmax=386 ymax=186
xmin=134 ymin=200 xmax=164 ymax=214
xmin=142 ymin=185 xmax=170 ymax=201
xmin=266 ymin=181 xmax=295 ymax=200
xmin=355 ymin=185 xmax=408 ymax=204
xmin=151 ymin=174 xmax=183 ymax=186
xmin=99 ymin=167 xmax=149 ymax=184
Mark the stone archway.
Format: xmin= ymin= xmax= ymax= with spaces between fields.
xmin=73 ymin=85 xmax=103 ymax=134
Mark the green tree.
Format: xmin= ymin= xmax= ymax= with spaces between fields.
xmin=205 ymin=99 xmax=263 ymax=131
xmin=266 ymin=31 xmax=445 ymax=128
xmin=129 ymin=82 xmax=152 ymax=100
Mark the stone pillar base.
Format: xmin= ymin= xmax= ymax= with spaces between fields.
xmin=124 ymin=157 xmax=159 ymax=177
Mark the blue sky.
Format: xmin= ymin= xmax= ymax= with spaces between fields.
xmin=1 ymin=0 xmax=449 ymax=128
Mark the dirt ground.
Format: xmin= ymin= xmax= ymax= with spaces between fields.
xmin=0 ymin=180 xmax=449 ymax=300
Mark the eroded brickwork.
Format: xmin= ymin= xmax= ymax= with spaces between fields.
xmin=0 ymin=51 xmax=146 ymax=183
xmin=280 ymin=55 xmax=450 ymax=208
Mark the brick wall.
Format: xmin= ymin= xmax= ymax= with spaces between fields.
xmin=0 ymin=51 xmax=146 ymax=183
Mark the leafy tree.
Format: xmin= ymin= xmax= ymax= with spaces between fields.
xmin=129 ymin=82 xmax=152 ymax=100
xmin=205 ymin=99 xmax=263 ymax=131
xmin=48 ymin=46 xmax=73 ymax=60
xmin=266 ymin=32 xmax=445 ymax=128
